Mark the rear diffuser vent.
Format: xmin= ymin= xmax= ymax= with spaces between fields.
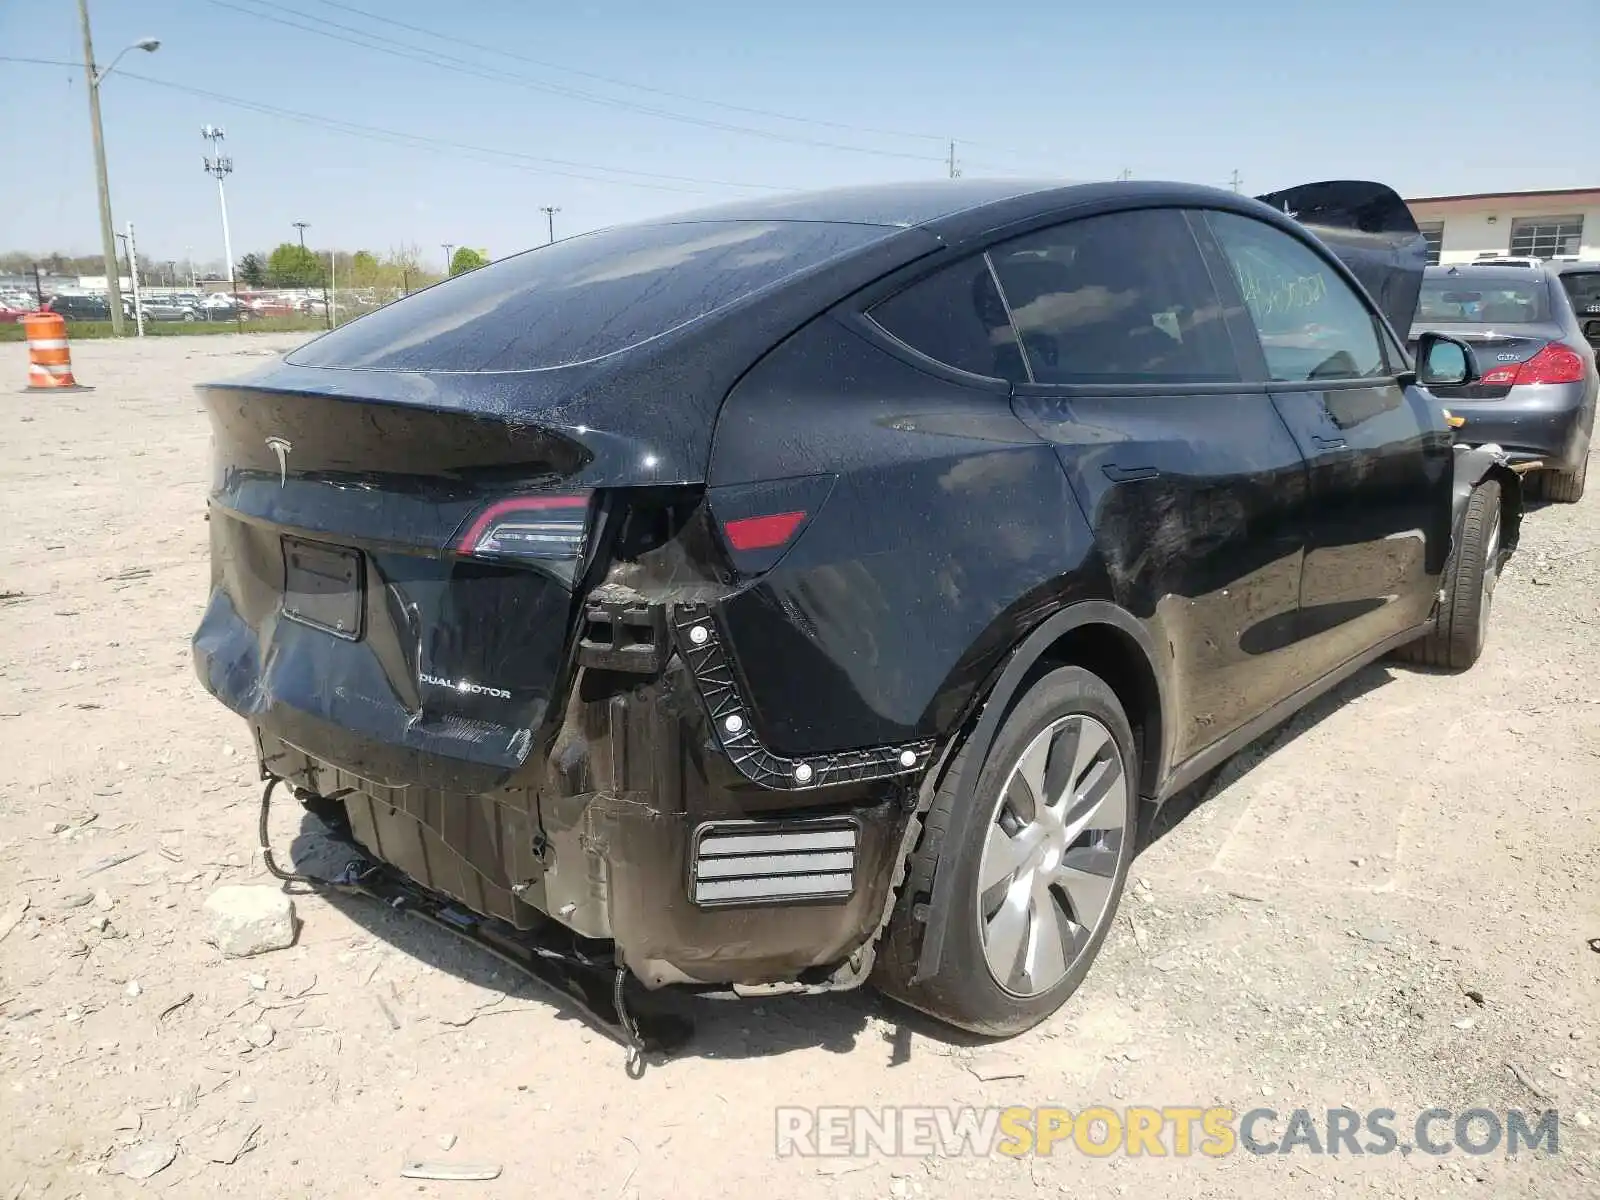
xmin=690 ymin=818 xmax=858 ymax=907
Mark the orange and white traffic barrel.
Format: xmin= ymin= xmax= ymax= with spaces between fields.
xmin=20 ymin=312 xmax=91 ymax=392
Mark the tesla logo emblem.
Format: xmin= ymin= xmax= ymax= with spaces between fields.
xmin=265 ymin=437 xmax=292 ymax=486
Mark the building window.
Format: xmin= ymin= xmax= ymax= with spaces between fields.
xmin=1417 ymin=221 xmax=1444 ymax=265
xmin=1508 ymin=215 xmax=1583 ymax=259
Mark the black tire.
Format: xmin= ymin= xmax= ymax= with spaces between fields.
xmin=1530 ymin=455 xmax=1587 ymax=504
xmin=1393 ymin=479 xmax=1502 ymax=671
xmin=873 ymin=666 xmax=1138 ymax=1036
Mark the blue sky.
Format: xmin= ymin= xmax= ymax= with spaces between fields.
xmin=2 ymin=0 xmax=1593 ymax=268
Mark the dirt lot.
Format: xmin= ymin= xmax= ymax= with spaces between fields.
xmin=1 ymin=333 xmax=1596 ymax=1199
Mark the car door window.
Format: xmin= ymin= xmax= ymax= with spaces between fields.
xmin=868 ymin=255 xmax=1026 ymax=381
xmin=986 ymin=208 xmax=1241 ymax=385
xmin=1207 ymin=210 xmax=1387 ymax=383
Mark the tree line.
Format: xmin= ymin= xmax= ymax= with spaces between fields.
xmin=238 ymin=243 xmax=487 ymax=289
xmin=2 ymin=241 xmax=490 ymax=290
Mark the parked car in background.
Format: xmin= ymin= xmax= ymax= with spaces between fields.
xmin=198 ymin=295 xmax=252 ymax=321
xmin=193 ymin=178 xmax=1520 ymax=1038
xmin=139 ymin=299 xmax=199 ymax=322
xmin=1410 ymin=263 xmax=1598 ymax=502
xmin=1554 ymin=261 xmax=1600 ymax=351
xmin=45 ymin=293 xmax=129 ymax=322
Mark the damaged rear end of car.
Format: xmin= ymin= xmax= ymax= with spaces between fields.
xmin=193 ymin=213 xmax=941 ymax=996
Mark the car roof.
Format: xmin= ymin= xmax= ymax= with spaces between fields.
xmin=1552 ymin=259 xmax=1600 ymax=274
xmin=648 ymin=178 xmax=1269 ymax=241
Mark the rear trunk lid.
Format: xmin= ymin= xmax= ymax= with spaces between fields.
xmin=194 ymin=367 xmax=617 ymax=791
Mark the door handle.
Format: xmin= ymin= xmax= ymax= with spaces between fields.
xmin=1102 ymin=464 xmax=1159 ymax=482
xmin=1312 ymin=434 xmax=1347 ymax=450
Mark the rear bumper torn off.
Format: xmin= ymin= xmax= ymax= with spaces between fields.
xmin=236 ymin=647 xmax=917 ymax=991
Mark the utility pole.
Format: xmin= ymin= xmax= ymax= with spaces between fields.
xmin=77 ymin=2 xmax=159 ymax=336
xmin=116 ymin=223 xmax=145 ymax=336
xmin=293 ymin=221 xmax=311 ymax=296
xmin=1117 ymin=168 xmax=1132 ymax=182
xmin=441 ymin=242 xmax=455 ymax=274
xmin=1229 ymin=169 xmax=1242 ymax=193
xmin=202 ymin=126 xmax=235 ymax=285
xmin=539 ymin=207 xmax=560 ymax=245
xmin=947 ymin=141 xmax=960 ymax=179
xmin=31 ymin=263 xmax=45 ymax=309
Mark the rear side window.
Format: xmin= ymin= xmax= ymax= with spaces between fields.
xmin=288 ymin=220 xmax=890 ymax=372
xmin=987 ymin=208 xmax=1241 ymax=385
xmin=1207 ymin=210 xmax=1386 ymax=383
xmin=869 ymin=256 xmax=1025 ymax=381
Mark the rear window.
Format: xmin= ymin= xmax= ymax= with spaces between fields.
xmin=1559 ymin=270 xmax=1600 ymax=315
xmin=288 ymin=220 xmax=888 ymax=372
xmin=1416 ymin=277 xmax=1551 ymax=324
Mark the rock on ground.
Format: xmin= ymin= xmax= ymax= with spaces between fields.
xmin=203 ymin=885 xmax=297 ymax=957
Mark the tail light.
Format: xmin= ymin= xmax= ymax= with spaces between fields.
xmin=1481 ymin=343 xmax=1588 ymax=387
xmin=453 ymin=492 xmax=592 ymax=576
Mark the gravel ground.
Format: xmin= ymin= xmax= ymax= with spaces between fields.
xmin=1 ymin=333 xmax=1596 ymax=1199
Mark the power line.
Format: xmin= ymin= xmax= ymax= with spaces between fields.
xmin=206 ymin=0 xmax=949 ymax=164
xmin=312 ymin=0 xmax=949 ymax=146
xmin=110 ymin=70 xmax=789 ymax=194
xmin=0 ymin=57 xmax=777 ymax=193
xmin=0 ymin=55 xmax=79 ymax=68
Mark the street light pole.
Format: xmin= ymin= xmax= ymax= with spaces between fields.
xmin=441 ymin=243 xmax=455 ymax=275
xmin=540 ymin=206 xmax=561 ymax=245
xmin=76 ymin=1 xmax=159 ymax=336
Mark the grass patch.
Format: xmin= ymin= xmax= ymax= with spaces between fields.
xmin=0 ymin=316 xmax=331 ymax=342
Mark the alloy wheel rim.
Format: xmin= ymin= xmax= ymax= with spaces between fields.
xmin=976 ymin=713 xmax=1128 ymax=998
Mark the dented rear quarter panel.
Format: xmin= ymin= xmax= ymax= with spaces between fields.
xmin=708 ymin=314 xmax=1114 ymax=759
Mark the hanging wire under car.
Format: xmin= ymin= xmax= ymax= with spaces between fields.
xmin=254 ymin=772 xmax=690 ymax=1071
xmin=257 ymin=776 xmax=321 ymax=888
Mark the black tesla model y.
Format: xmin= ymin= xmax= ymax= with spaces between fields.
xmin=194 ymin=179 xmax=1520 ymax=1038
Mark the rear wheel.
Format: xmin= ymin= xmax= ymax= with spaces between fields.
xmin=1393 ymin=479 xmax=1502 ymax=671
xmin=1531 ymin=455 xmax=1587 ymax=504
xmin=874 ymin=666 xmax=1137 ymax=1035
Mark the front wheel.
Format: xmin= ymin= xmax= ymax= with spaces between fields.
xmin=874 ymin=666 xmax=1138 ymax=1035
xmin=1393 ymin=479 xmax=1502 ymax=671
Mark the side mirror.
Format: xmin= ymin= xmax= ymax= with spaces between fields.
xmin=1415 ymin=331 xmax=1480 ymax=387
